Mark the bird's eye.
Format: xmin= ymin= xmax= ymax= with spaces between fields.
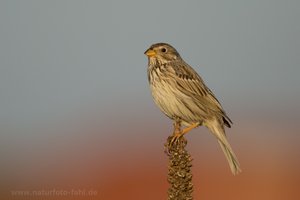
xmin=161 ymin=48 xmax=167 ymax=53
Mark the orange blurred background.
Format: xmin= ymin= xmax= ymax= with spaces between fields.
xmin=1 ymin=106 xmax=299 ymax=200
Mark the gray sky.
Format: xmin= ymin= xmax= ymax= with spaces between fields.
xmin=0 ymin=0 xmax=299 ymax=128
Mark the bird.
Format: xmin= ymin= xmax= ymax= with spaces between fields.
xmin=144 ymin=43 xmax=241 ymax=175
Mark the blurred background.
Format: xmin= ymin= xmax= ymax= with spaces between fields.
xmin=0 ymin=0 xmax=299 ymax=199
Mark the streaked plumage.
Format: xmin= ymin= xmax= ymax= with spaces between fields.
xmin=145 ymin=43 xmax=241 ymax=175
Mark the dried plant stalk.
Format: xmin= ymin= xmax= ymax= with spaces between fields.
xmin=165 ymin=135 xmax=193 ymax=200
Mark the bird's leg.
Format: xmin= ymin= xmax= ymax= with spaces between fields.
xmin=166 ymin=119 xmax=180 ymax=147
xmin=171 ymin=122 xmax=200 ymax=144
xmin=170 ymin=119 xmax=183 ymax=146
xmin=173 ymin=119 xmax=181 ymax=135
xmin=181 ymin=122 xmax=200 ymax=135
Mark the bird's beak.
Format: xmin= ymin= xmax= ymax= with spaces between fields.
xmin=144 ymin=49 xmax=156 ymax=57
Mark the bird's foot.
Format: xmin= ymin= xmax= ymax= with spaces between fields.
xmin=170 ymin=131 xmax=182 ymax=146
xmin=165 ymin=118 xmax=187 ymax=154
xmin=167 ymin=131 xmax=187 ymax=150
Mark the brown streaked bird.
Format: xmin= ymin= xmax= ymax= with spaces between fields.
xmin=144 ymin=43 xmax=241 ymax=175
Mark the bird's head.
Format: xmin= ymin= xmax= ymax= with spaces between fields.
xmin=144 ymin=43 xmax=181 ymax=65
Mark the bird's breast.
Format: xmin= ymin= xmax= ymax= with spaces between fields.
xmin=148 ymin=68 xmax=202 ymax=125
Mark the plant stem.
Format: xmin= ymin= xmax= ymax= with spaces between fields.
xmin=165 ymin=135 xmax=193 ymax=200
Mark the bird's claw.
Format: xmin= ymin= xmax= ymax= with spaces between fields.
xmin=170 ymin=134 xmax=181 ymax=146
xmin=167 ymin=132 xmax=184 ymax=149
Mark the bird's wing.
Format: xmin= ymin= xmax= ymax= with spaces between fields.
xmin=166 ymin=61 xmax=232 ymax=125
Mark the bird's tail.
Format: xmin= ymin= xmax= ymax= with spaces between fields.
xmin=207 ymin=121 xmax=241 ymax=175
